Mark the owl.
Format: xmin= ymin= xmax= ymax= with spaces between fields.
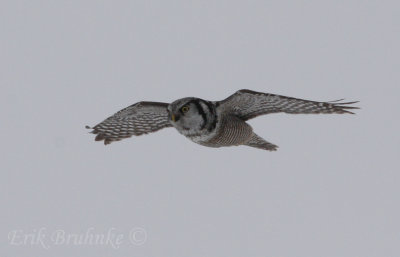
xmin=87 ymin=89 xmax=359 ymax=151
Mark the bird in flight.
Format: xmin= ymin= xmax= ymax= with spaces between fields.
xmin=87 ymin=89 xmax=359 ymax=151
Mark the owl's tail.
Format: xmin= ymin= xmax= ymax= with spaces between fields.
xmin=244 ymin=133 xmax=278 ymax=151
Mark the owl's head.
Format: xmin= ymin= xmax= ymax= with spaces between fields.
xmin=168 ymin=97 xmax=216 ymax=135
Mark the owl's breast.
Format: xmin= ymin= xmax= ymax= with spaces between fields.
xmin=191 ymin=115 xmax=253 ymax=148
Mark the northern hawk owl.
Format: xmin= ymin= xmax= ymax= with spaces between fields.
xmin=87 ymin=89 xmax=359 ymax=151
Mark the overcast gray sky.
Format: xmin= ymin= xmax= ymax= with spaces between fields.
xmin=1 ymin=1 xmax=399 ymax=256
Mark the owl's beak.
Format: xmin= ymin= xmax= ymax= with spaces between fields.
xmin=171 ymin=114 xmax=180 ymax=122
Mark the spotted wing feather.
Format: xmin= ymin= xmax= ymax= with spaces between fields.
xmin=88 ymin=102 xmax=172 ymax=145
xmin=219 ymin=89 xmax=359 ymax=120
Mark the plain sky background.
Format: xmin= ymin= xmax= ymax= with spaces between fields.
xmin=1 ymin=1 xmax=399 ymax=256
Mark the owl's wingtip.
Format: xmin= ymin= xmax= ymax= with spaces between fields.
xmin=331 ymin=100 xmax=360 ymax=115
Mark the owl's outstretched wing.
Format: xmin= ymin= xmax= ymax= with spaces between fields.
xmin=87 ymin=101 xmax=172 ymax=145
xmin=218 ymin=89 xmax=359 ymax=120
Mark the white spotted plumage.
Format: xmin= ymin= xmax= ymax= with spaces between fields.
xmin=87 ymin=89 xmax=359 ymax=151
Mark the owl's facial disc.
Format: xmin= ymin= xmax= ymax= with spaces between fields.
xmin=169 ymin=98 xmax=208 ymax=133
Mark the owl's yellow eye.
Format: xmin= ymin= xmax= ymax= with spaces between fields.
xmin=181 ymin=106 xmax=190 ymax=113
